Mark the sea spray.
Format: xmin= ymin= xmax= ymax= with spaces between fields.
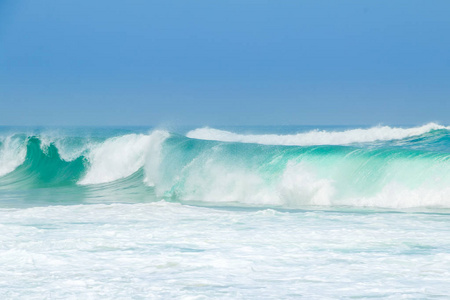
xmin=79 ymin=134 xmax=154 ymax=185
xmin=0 ymin=135 xmax=27 ymax=177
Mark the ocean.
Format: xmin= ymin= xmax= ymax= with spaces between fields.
xmin=1 ymin=124 xmax=450 ymax=298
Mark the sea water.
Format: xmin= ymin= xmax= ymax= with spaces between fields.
xmin=1 ymin=124 xmax=450 ymax=298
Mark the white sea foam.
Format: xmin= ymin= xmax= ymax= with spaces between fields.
xmin=353 ymin=183 xmax=450 ymax=208
xmin=166 ymin=157 xmax=450 ymax=209
xmin=144 ymin=130 xmax=170 ymax=186
xmin=187 ymin=123 xmax=448 ymax=146
xmin=54 ymin=139 xmax=95 ymax=162
xmin=174 ymin=161 xmax=336 ymax=207
xmin=79 ymin=131 xmax=169 ymax=185
xmin=1 ymin=202 xmax=450 ymax=298
xmin=277 ymin=164 xmax=450 ymax=208
xmin=277 ymin=162 xmax=335 ymax=207
xmin=176 ymin=160 xmax=274 ymax=205
xmin=0 ymin=136 xmax=27 ymax=177
xmin=37 ymin=132 xmax=94 ymax=162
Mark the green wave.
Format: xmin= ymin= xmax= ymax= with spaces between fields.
xmin=0 ymin=130 xmax=449 ymax=209
xmin=0 ymin=137 xmax=87 ymax=189
xmin=156 ymin=135 xmax=450 ymax=207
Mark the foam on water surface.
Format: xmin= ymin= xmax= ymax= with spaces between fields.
xmin=1 ymin=202 xmax=450 ymax=298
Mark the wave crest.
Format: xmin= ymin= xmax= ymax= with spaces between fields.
xmin=79 ymin=130 xmax=169 ymax=185
xmin=186 ymin=123 xmax=449 ymax=146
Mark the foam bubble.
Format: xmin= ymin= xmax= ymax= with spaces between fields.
xmin=187 ymin=123 xmax=448 ymax=146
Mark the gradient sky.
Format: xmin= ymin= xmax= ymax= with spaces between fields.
xmin=1 ymin=0 xmax=449 ymax=126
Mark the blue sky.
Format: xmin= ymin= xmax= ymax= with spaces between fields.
xmin=0 ymin=0 xmax=449 ymax=126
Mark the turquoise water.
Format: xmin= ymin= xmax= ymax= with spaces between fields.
xmin=1 ymin=124 xmax=450 ymax=298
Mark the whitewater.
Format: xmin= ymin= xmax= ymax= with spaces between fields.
xmin=1 ymin=124 xmax=450 ymax=298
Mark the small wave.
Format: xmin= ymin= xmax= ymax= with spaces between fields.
xmin=186 ymin=123 xmax=449 ymax=146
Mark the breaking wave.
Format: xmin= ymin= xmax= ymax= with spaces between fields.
xmin=0 ymin=124 xmax=449 ymax=209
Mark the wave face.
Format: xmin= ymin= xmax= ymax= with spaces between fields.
xmin=0 ymin=124 xmax=449 ymax=209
